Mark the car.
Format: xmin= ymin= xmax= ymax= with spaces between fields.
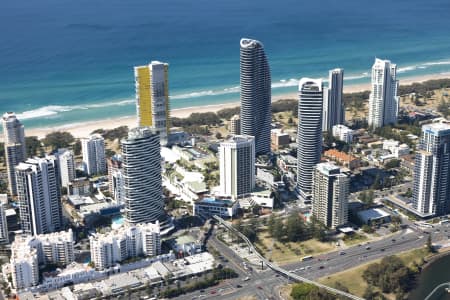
xmin=391 ymin=239 xmax=396 ymax=242
xmin=257 ymin=286 xmax=263 ymax=290
xmin=339 ymin=251 xmax=346 ymax=255
xmin=319 ymin=266 xmax=325 ymax=269
xmin=366 ymin=246 xmax=371 ymax=250
xmin=210 ymin=290 xmax=216 ymax=294
xmin=243 ymin=276 xmax=250 ymax=281
xmin=236 ymin=284 xmax=242 ymax=288
xmin=380 ymin=248 xmax=385 ymax=251
xmin=200 ymin=290 xmax=205 ymax=293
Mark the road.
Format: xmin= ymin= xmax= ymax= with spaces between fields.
xmin=175 ymin=231 xmax=288 ymax=300
xmin=171 ymin=220 xmax=450 ymax=299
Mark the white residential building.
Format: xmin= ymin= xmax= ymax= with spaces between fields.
xmin=122 ymin=128 xmax=170 ymax=230
xmin=229 ymin=115 xmax=240 ymax=135
xmin=10 ymin=247 xmax=39 ymax=290
xmin=368 ymin=58 xmax=399 ymax=128
xmin=297 ymin=78 xmax=324 ymax=202
xmin=90 ymin=222 xmax=161 ymax=270
xmin=15 ymin=157 xmax=62 ymax=235
xmin=0 ymin=203 xmax=8 ymax=244
xmin=2 ymin=112 xmax=27 ymax=195
xmin=332 ymin=124 xmax=353 ymax=144
xmin=312 ymin=163 xmax=349 ymax=229
xmin=219 ymin=135 xmax=255 ymax=199
xmin=55 ymin=148 xmax=76 ymax=188
xmin=11 ymin=230 xmax=74 ymax=266
xmin=322 ymin=69 xmax=344 ymax=132
xmin=107 ymin=155 xmax=125 ymax=204
xmin=81 ymin=134 xmax=106 ymax=176
xmin=413 ymin=121 xmax=450 ymax=216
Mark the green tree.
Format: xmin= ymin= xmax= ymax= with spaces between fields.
xmin=25 ymin=136 xmax=42 ymax=157
xmin=426 ymin=234 xmax=434 ymax=253
xmin=272 ymin=218 xmax=285 ymax=241
xmin=43 ymin=131 xmax=75 ymax=150
xmin=73 ymin=139 xmax=82 ymax=155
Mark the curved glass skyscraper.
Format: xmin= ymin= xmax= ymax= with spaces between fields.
xmin=122 ymin=127 xmax=168 ymax=226
xmin=297 ymin=78 xmax=324 ymax=202
xmin=240 ymin=38 xmax=271 ymax=155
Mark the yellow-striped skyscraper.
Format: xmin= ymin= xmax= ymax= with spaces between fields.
xmin=134 ymin=61 xmax=170 ymax=145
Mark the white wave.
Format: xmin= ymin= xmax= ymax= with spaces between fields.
xmin=17 ymin=99 xmax=135 ymax=120
xmin=398 ymin=65 xmax=417 ymax=73
xmin=422 ymin=60 xmax=450 ymax=66
xmin=345 ymin=72 xmax=370 ymax=81
xmin=271 ymin=78 xmax=300 ymax=88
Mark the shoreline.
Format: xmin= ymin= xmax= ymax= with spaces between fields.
xmin=14 ymin=72 xmax=450 ymax=140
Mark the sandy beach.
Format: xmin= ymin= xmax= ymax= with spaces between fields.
xmin=21 ymin=73 xmax=450 ymax=140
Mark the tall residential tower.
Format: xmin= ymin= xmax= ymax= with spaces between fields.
xmin=368 ymin=59 xmax=399 ymax=128
xmin=121 ymin=128 xmax=170 ymax=230
xmin=15 ymin=157 xmax=62 ymax=235
xmin=81 ymin=134 xmax=106 ymax=176
xmin=219 ymin=135 xmax=255 ymax=199
xmin=413 ymin=121 xmax=450 ymax=216
xmin=240 ymin=38 xmax=271 ymax=155
xmin=312 ymin=163 xmax=349 ymax=229
xmin=297 ymin=79 xmax=324 ymax=202
xmin=322 ymin=69 xmax=344 ymax=132
xmin=2 ymin=112 xmax=26 ymax=195
xmin=135 ymin=61 xmax=170 ymax=145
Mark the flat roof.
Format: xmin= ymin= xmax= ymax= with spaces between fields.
xmin=199 ymin=197 xmax=233 ymax=206
xmin=357 ymin=208 xmax=390 ymax=222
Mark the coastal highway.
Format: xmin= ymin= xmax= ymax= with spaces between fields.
xmin=174 ymin=223 xmax=450 ymax=299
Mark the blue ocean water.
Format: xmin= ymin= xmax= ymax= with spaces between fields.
xmin=1 ymin=0 xmax=450 ymax=130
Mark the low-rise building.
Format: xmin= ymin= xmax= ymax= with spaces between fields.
xmin=383 ymin=139 xmax=410 ymax=157
xmin=271 ymin=129 xmax=291 ymax=151
xmin=193 ymin=197 xmax=239 ymax=218
xmin=332 ymin=124 xmax=353 ymax=144
xmin=170 ymin=235 xmax=202 ymax=256
xmin=324 ymin=149 xmax=360 ymax=170
xmin=68 ymin=177 xmax=91 ymax=196
xmin=357 ymin=208 xmax=391 ymax=225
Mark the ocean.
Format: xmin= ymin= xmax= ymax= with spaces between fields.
xmin=1 ymin=0 xmax=450 ymax=130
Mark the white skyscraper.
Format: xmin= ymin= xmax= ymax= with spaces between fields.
xmin=81 ymin=134 xmax=106 ymax=176
xmin=240 ymin=38 xmax=271 ymax=155
xmin=413 ymin=121 xmax=450 ymax=216
xmin=121 ymin=128 xmax=168 ymax=227
xmin=2 ymin=112 xmax=26 ymax=195
xmin=312 ymin=163 xmax=349 ymax=229
xmin=107 ymin=154 xmax=125 ymax=204
xmin=322 ymin=69 xmax=344 ymax=132
xmin=56 ymin=148 xmax=76 ymax=188
xmin=15 ymin=157 xmax=62 ymax=235
xmin=368 ymin=58 xmax=399 ymax=128
xmin=135 ymin=61 xmax=170 ymax=146
xmin=219 ymin=135 xmax=255 ymax=199
xmin=0 ymin=203 xmax=8 ymax=244
xmin=297 ymin=78 xmax=324 ymax=202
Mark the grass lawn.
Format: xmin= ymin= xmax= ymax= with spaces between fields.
xmin=256 ymin=230 xmax=336 ymax=265
xmin=342 ymin=232 xmax=368 ymax=246
xmin=318 ymin=248 xmax=431 ymax=298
